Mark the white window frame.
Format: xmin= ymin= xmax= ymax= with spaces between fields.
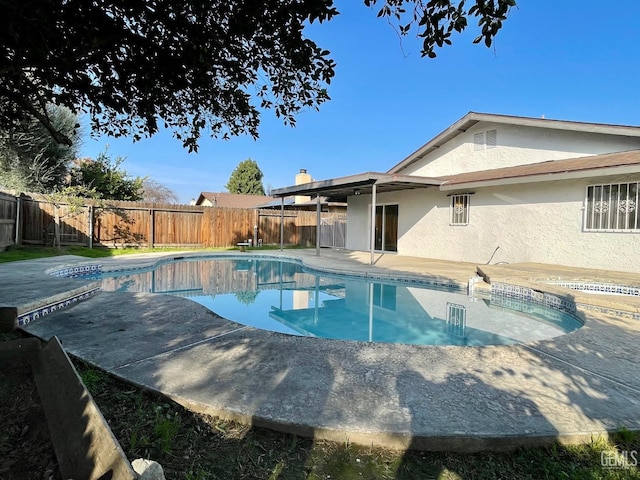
xmin=450 ymin=194 xmax=470 ymax=226
xmin=473 ymin=132 xmax=484 ymax=151
xmin=473 ymin=129 xmax=497 ymax=151
xmin=584 ymin=182 xmax=640 ymax=232
xmin=486 ymin=129 xmax=497 ymax=148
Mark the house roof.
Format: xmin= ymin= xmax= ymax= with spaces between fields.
xmin=195 ymin=192 xmax=274 ymax=208
xmin=439 ymin=149 xmax=640 ymax=190
xmin=272 ymin=151 xmax=640 ymax=200
xmin=388 ymin=112 xmax=640 ymax=174
xmin=256 ymin=197 xmax=347 ymax=209
xmin=271 ymin=172 xmax=443 ymax=202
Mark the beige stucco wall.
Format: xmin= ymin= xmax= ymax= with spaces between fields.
xmin=401 ymin=122 xmax=640 ymax=177
xmin=347 ymin=174 xmax=640 ymax=273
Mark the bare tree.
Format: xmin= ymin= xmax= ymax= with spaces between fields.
xmin=141 ymin=179 xmax=180 ymax=204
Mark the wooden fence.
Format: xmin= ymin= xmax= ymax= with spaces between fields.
xmin=0 ymin=192 xmax=17 ymax=249
xmin=6 ymin=193 xmax=346 ymax=249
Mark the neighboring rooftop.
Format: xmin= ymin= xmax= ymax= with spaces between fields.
xmin=194 ymin=192 xmax=274 ymax=208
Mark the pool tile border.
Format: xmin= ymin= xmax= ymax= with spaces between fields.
xmin=491 ymin=281 xmax=640 ymax=321
xmin=575 ymin=302 xmax=640 ymax=320
xmin=547 ymin=281 xmax=640 ymax=297
xmin=48 ymin=263 xmax=103 ymax=278
xmin=17 ymin=287 xmax=101 ymax=327
xmin=491 ymin=282 xmax=577 ymax=313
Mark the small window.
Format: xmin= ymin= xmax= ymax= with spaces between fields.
xmin=473 ymin=129 xmax=497 ymax=151
xmin=450 ymin=194 xmax=470 ymax=225
xmin=486 ymin=129 xmax=497 ymax=148
xmin=585 ymin=182 xmax=639 ymax=232
xmin=473 ymin=132 xmax=484 ymax=151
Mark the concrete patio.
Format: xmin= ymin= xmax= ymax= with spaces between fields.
xmin=2 ymin=248 xmax=639 ymax=452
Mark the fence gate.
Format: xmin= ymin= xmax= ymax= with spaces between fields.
xmin=320 ymin=214 xmax=347 ymax=248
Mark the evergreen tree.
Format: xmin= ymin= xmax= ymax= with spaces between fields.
xmin=225 ymin=159 xmax=266 ymax=196
xmin=0 ymin=104 xmax=79 ymax=192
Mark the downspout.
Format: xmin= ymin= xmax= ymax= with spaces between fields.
xmin=370 ymin=183 xmax=377 ymax=265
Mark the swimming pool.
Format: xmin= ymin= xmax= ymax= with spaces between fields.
xmin=98 ymin=256 xmax=582 ymax=346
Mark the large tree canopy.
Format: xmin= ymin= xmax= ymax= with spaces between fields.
xmin=1 ymin=1 xmax=514 ymax=151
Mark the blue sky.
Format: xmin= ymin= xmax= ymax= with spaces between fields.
xmin=80 ymin=0 xmax=640 ymax=203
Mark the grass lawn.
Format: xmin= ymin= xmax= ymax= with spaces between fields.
xmin=0 ymin=244 xmax=292 ymax=263
xmin=1 ymin=246 xmax=639 ymax=479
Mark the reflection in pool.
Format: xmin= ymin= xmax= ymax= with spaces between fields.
xmin=99 ymin=257 xmax=582 ymax=346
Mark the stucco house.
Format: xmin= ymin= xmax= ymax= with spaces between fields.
xmin=272 ymin=112 xmax=640 ymax=273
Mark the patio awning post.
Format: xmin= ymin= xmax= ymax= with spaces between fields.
xmin=370 ymin=183 xmax=377 ymax=265
xmin=316 ymin=194 xmax=321 ymax=256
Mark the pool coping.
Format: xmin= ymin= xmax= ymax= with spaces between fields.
xmin=10 ymin=250 xmax=640 ymax=452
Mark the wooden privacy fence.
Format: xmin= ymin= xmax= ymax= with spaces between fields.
xmin=0 ymin=192 xmax=17 ymax=249
xmin=9 ymin=193 xmax=346 ymax=249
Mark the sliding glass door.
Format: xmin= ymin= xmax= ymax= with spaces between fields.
xmin=374 ymin=204 xmax=398 ymax=252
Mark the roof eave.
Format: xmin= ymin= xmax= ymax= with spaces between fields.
xmin=388 ymin=112 xmax=481 ymax=174
xmin=439 ymin=164 xmax=640 ymax=191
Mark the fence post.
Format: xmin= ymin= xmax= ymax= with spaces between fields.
xmin=253 ymin=209 xmax=258 ymax=247
xmin=280 ymin=199 xmax=284 ymax=251
xmin=148 ymin=208 xmax=154 ymax=248
xmin=87 ymin=205 xmax=93 ymax=249
xmin=14 ymin=196 xmax=22 ymax=246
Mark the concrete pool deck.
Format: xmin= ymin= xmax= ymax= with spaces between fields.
xmin=2 ymin=249 xmax=640 ymax=452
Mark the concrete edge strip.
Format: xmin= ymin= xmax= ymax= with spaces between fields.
xmin=523 ymin=344 xmax=640 ymax=395
xmin=112 ymin=325 xmax=250 ymax=371
xmin=163 ymin=392 xmax=615 ymax=453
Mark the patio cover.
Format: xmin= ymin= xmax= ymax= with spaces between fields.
xmin=271 ymin=172 xmax=442 ymax=263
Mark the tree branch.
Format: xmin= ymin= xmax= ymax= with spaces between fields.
xmin=24 ymin=104 xmax=73 ymax=146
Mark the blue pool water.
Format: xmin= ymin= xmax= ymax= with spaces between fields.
xmin=98 ymin=257 xmax=582 ymax=346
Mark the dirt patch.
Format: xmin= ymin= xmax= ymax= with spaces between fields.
xmin=0 ymin=356 xmax=60 ymax=480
